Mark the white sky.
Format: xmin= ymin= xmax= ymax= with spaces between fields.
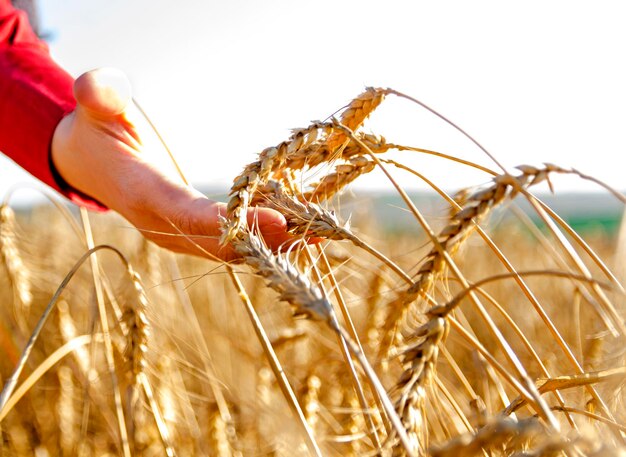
xmin=2 ymin=0 xmax=625 ymax=205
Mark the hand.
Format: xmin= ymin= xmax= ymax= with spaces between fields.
xmin=51 ymin=68 xmax=293 ymax=261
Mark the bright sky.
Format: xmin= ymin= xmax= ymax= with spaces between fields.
xmin=2 ymin=0 xmax=625 ymax=204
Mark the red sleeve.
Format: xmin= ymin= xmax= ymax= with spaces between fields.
xmin=0 ymin=0 xmax=106 ymax=210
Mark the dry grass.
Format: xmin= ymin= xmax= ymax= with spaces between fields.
xmin=1 ymin=88 xmax=625 ymax=456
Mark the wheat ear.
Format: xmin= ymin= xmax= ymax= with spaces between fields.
xmin=122 ymin=267 xmax=150 ymax=387
xmin=266 ymin=184 xmax=413 ymax=285
xmin=304 ymin=156 xmax=376 ymax=202
xmin=390 ymin=317 xmax=449 ymax=456
xmin=0 ymin=205 xmax=33 ymax=329
xmin=57 ymin=366 xmax=77 ymax=454
xmin=326 ymin=87 xmax=387 ymax=152
xmin=387 ymin=166 xmax=579 ymax=441
xmin=223 ymin=89 xmax=390 ymax=245
xmin=282 ymin=131 xmax=388 ymax=173
xmin=231 ymin=229 xmax=333 ymax=320
xmin=230 ymin=228 xmax=416 ymax=455
xmin=390 ymin=158 xmax=621 ymax=429
xmin=383 ymin=164 xmax=575 ymax=350
xmin=222 ymin=122 xmax=333 ymax=244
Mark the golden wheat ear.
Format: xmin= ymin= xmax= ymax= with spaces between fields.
xmin=0 ymin=204 xmax=34 ymax=332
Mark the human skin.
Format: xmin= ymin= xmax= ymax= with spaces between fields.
xmin=51 ymin=68 xmax=293 ymax=262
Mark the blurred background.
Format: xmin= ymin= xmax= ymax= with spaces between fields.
xmin=2 ymin=1 xmax=625 ymax=208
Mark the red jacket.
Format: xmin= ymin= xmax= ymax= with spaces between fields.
xmin=0 ymin=0 xmax=103 ymax=209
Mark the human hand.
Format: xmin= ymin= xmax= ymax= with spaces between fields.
xmin=51 ymin=68 xmax=293 ymax=261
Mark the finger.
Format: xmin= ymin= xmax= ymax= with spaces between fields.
xmin=170 ymin=203 xmax=294 ymax=259
xmin=247 ymin=206 xmax=295 ymax=251
xmin=74 ymin=67 xmax=132 ymax=119
xmin=175 ymin=199 xmax=292 ymax=248
xmin=73 ymin=68 xmax=141 ymax=147
xmin=145 ymin=193 xmax=298 ymax=261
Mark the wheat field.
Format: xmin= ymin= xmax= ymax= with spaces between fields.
xmin=1 ymin=88 xmax=625 ymax=456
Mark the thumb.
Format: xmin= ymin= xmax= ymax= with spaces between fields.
xmin=74 ymin=67 xmax=132 ymax=118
